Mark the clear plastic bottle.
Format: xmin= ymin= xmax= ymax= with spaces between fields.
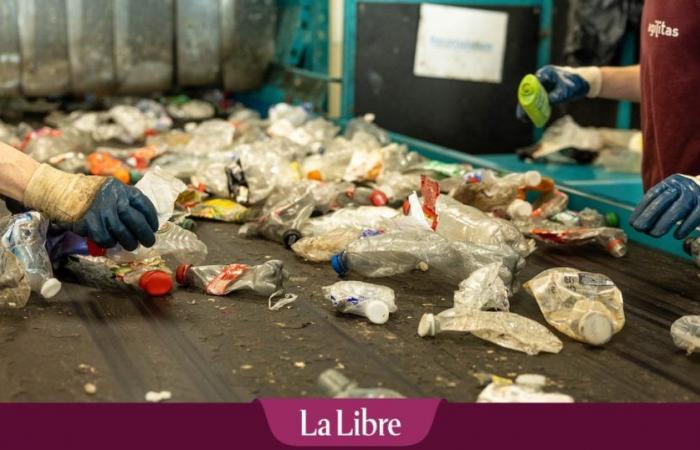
xmin=292 ymin=228 xmax=362 ymax=263
xmin=524 ymin=268 xmax=625 ymax=346
xmin=531 ymin=189 xmax=569 ymax=219
xmin=323 ymin=281 xmax=397 ymax=324
xmin=318 ymin=369 xmax=404 ymax=398
xmin=254 ymin=185 xmax=316 ymax=248
xmin=670 ymin=315 xmax=700 ymax=355
xmin=331 ymin=228 xmax=521 ymax=289
xmin=89 ymin=221 xmax=208 ymax=267
xmin=434 ymin=195 xmax=536 ymax=257
xmin=477 ymin=374 xmax=574 ymax=403
xmin=176 ymin=260 xmax=287 ymax=297
xmin=418 ymin=308 xmax=563 ymax=355
xmin=523 ymin=224 xmax=628 ymax=258
xmin=0 ymin=212 xmax=62 ymax=299
xmin=335 ymin=186 xmax=389 ymax=208
xmin=453 ymin=263 xmax=510 ymax=311
xmin=0 ymin=246 xmax=32 ymax=308
xmin=300 ymin=206 xmax=399 ymax=237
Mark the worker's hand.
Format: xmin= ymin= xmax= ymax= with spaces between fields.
xmin=23 ymin=164 xmax=158 ymax=250
xmin=630 ymin=174 xmax=700 ymax=239
xmin=516 ymin=65 xmax=602 ymax=122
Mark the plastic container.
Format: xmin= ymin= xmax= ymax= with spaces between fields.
xmin=0 ymin=246 xmax=31 ymax=308
xmin=253 ymin=185 xmax=316 ymax=248
xmin=291 ymin=228 xmax=362 ymax=263
xmin=518 ymin=74 xmax=551 ymax=128
xmin=670 ymin=315 xmax=700 ymax=355
xmin=522 ymin=224 xmax=628 ymax=258
xmin=300 ymin=206 xmax=399 ymax=237
xmin=477 ymin=374 xmax=574 ymax=403
xmin=453 ymin=263 xmax=510 ymax=311
xmin=418 ymin=308 xmax=563 ymax=355
xmin=318 ymin=369 xmax=404 ymax=399
xmin=0 ymin=212 xmax=61 ymax=299
xmin=176 ymin=260 xmax=287 ymax=297
xmin=524 ymin=268 xmax=625 ymax=346
xmin=323 ymin=281 xmax=397 ymax=324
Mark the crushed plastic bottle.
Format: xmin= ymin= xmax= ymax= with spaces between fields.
xmin=248 ymin=184 xmax=316 ymax=248
xmin=521 ymin=222 xmax=628 ymax=258
xmin=335 ymin=186 xmax=389 ymax=208
xmin=453 ymin=263 xmax=510 ymax=311
xmin=418 ymin=308 xmax=563 ymax=355
xmin=373 ymin=172 xmax=421 ymax=203
xmin=323 ymin=281 xmax=397 ymax=324
xmin=0 ymin=246 xmax=32 ymax=308
xmin=332 ymin=228 xmax=522 ymax=291
xmin=300 ymin=206 xmax=399 ymax=237
xmin=531 ymin=188 xmax=569 ymax=219
xmin=0 ymin=212 xmax=62 ymax=299
xmin=477 ymin=374 xmax=574 ymax=403
xmin=184 ymin=120 xmax=236 ymax=155
xmin=452 ymin=170 xmax=541 ymax=220
xmin=292 ymin=228 xmax=362 ymax=263
xmin=64 ymin=255 xmax=173 ymax=297
xmin=318 ymin=369 xmax=404 ymax=398
xmin=670 ymin=315 xmax=700 ymax=355
xmin=551 ymin=208 xmax=618 ymax=229
xmin=524 ymin=268 xmax=625 ymax=346
xmin=176 ymin=260 xmax=294 ymax=309
xmin=344 ymin=114 xmax=390 ymax=146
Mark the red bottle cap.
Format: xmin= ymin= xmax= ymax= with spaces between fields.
xmin=402 ymin=199 xmax=411 ymax=216
xmin=369 ymin=190 xmax=389 ymax=207
xmin=175 ymin=264 xmax=192 ymax=286
xmin=87 ymin=240 xmax=107 ymax=257
xmin=139 ymin=270 xmax=173 ymax=297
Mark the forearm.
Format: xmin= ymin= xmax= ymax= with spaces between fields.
xmin=0 ymin=142 xmax=39 ymax=202
xmin=599 ymin=65 xmax=641 ymax=102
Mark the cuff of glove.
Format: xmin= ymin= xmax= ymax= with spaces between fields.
xmin=23 ymin=163 xmax=107 ymax=223
xmin=561 ymin=66 xmax=603 ymax=98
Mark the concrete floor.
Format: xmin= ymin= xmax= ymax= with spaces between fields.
xmin=0 ymin=219 xmax=698 ymax=402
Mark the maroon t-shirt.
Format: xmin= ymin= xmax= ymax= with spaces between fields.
xmin=640 ymin=0 xmax=700 ymax=190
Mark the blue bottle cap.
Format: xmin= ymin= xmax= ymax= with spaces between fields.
xmin=331 ymin=253 xmax=349 ymax=276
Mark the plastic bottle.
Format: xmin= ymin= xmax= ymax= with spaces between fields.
xmin=523 ymin=224 xmax=628 ymax=258
xmin=453 ymin=263 xmax=510 ymax=311
xmin=434 ymin=194 xmax=536 ymax=258
xmin=0 ymin=246 xmax=32 ymax=308
xmin=300 ymin=206 xmax=399 ymax=237
xmin=292 ymin=228 xmax=362 ymax=263
xmin=253 ymin=185 xmax=316 ymax=248
xmin=176 ymin=260 xmax=287 ymax=297
xmin=331 ymin=228 xmax=522 ymax=290
xmin=531 ymin=189 xmax=569 ymax=219
xmin=318 ymin=369 xmax=404 ymax=399
xmin=64 ymin=255 xmax=173 ymax=297
xmin=670 ymin=315 xmax=700 ymax=355
xmin=89 ymin=221 xmax=208 ymax=266
xmin=477 ymin=374 xmax=574 ymax=403
xmin=335 ymin=186 xmax=389 ymax=208
xmin=518 ymin=74 xmax=551 ymax=128
xmin=524 ymin=268 xmax=625 ymax=346
xmin=323 ymin=281 xmax=397 ymax=324
xmin=551 ymin=208 xmax=618 ymax=229
xmin=418 ymin=308 xmax=563 ymax=355
xmin=0 ymin=212 xmax=62 ymax=299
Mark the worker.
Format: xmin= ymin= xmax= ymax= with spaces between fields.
xmin=518 ymin=1 xmax=700 ymax=240
xmin=0 ymin=141 xmax=158 ymax=251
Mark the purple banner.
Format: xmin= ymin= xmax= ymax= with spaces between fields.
xmin=0 ymin=402 xmax=698 ymax=449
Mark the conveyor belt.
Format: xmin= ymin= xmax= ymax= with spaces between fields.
xmin=0 ymin=220 xmax=698 ymax=402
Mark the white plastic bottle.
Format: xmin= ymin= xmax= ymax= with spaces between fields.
xmin=323 ymin=281 xmax=397 ymax=324
xmin=0 ymin=212 xmax=61 ymax=298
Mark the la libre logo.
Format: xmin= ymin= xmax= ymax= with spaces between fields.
xmin=300 ymin=407 xmax=402 ymax=438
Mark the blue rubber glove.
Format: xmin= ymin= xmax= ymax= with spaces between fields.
xmin=72 ymin=178 xmax=159 ymax=251
xmin=516 ymin=65 xmax=596 ymax=122
xmin=630 ymin=175 xmax=700 ymax=239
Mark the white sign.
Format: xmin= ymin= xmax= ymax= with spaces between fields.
xmin=414 ymin=4 xmax=509 ymax=84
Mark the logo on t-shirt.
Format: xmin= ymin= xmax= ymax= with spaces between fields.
xmin=648 ymin=20 xmax=680 ymax=38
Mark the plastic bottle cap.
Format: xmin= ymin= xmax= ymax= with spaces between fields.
xmin=175 ymin=264 xmax=192 ymax=286
xmin=282 ymin=230 xmax=302 ymax=249
xmin=365 ymin=301 xmax=390 ymax=325
xmin=417 ymin=313 xmax=436 ymax=337
xmin=578 ymin=312 xmax=614 ymax=346
xmin=507 ymin=199 xmax=533 ymax=219
xmin=369 ymin=190 xmax=389 ymax=207
xmin=331 ymin=253 xmax=349 ymax=277
xmin=515 ymin=374 xmax=547 ymax=388
xmin=40 ymin=278 xmax=62 ymax=299
xmin=605 ymin=212 xmax=619 ymax=228
xmin=87 ymin=240 xmax=107 ymax=257
xmin=307 ymin=170 xmax=322 ymax=181
xmin=524 ymin=171 xmax=542 ymax=187
xmin=113 ymin=168 xmax=131 ymax=185
xmin=139 ymin=270 xmax=173 ymax=297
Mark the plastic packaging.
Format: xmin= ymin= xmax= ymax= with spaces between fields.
xmin=64 ymin=255 xmax=173 ymax=297
xmin=166 ymin=99 xmax=215 ymax=121
xmin=531 ymin=189 xmax=570 ymax=219
xmin=550 ymin=207 xmax=616 ymax=228
xmin=0 ymin=212 xmax=61 ymax=299
xmin=373 ymin=172 xmax=421 ymax=203
xmin=176 ymin=260 xmax=288 ymax=299
xmin=522 ymin=223 xmax=628 ymax=258
xmin=452 ymin=170 xmax=541 ymax=219
xmin=670 ymin=315 xmax=700 ymax=355
xmin=184 ymin=120 xmax=235 ymax=155
xmin=344 ymin=114 xmax=390 ymax=146
xmin=335 ymin=186 xmax=389 ymax=208
xmin=477 ymin=374 xmax=574 ymax=403
xmin=524 ymin=268 xmax=625 ymax=345
xmin=519 ymin=74 xmax=551 ymax=128
xmin=332 ymin=228 xmax=522 ymax=290
xmin=418 ymin=308 xmax=563 ymax=355
xmin=323 ymin=281 xmax=397 ymax=324
xmin=318 ymin=369 xmax=404 ymax=399
xmin=134 ymin=166 xmax=187 ymax=227
xmin=300 ymin=206 xmax=399 ymax=237
xmin=292 ymin=228 xmax=362 ymax=263
xmin=86 ymin=152 xmax=134 ymax=184
xmin=189 ymin=199 xmax=249 ymax=223
xmin=453 ymin=263 xmax=510 ymax=311
xmin=251 ymin=185 xmax=316 ymax=248
xmin=0 ymin=246 xmax=31 ymax=308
